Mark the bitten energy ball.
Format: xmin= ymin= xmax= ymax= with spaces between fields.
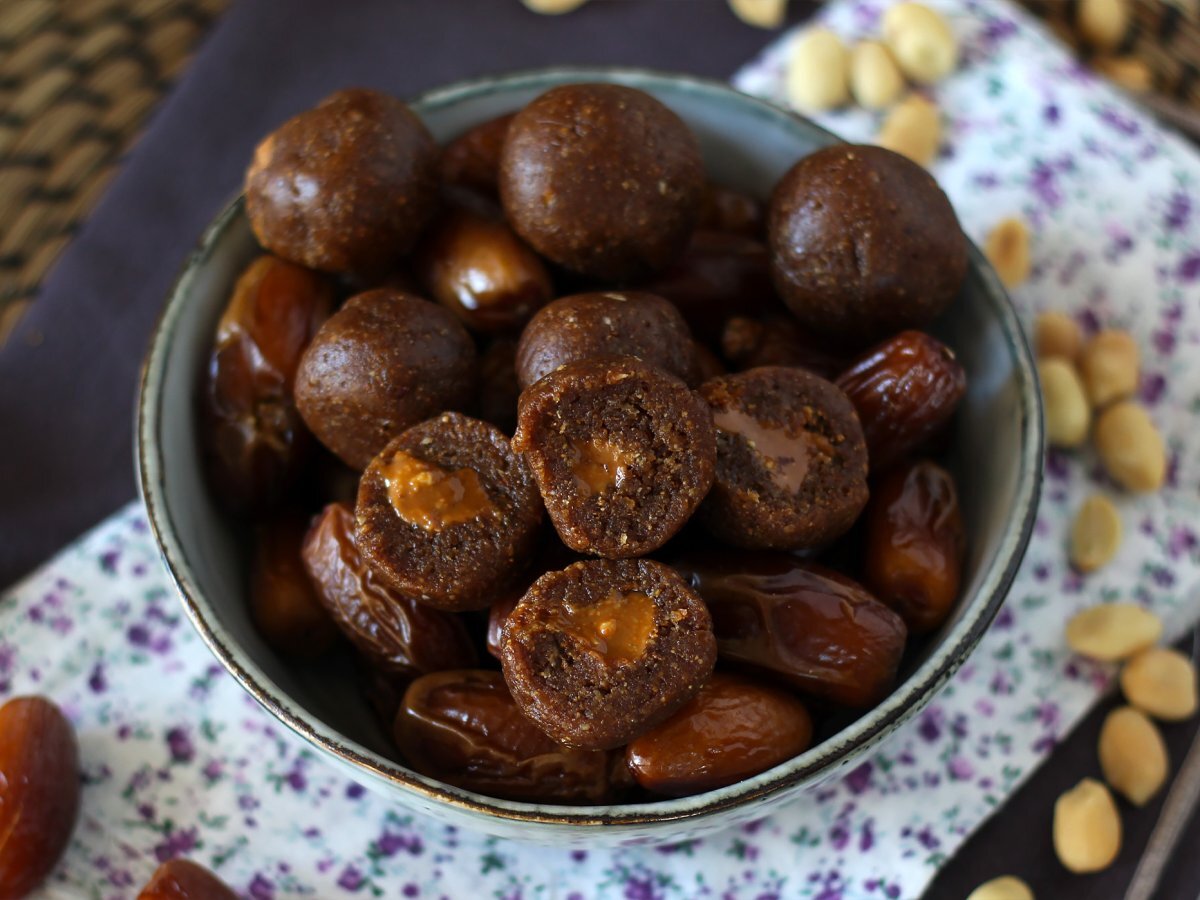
xmin=768 ymin=144 xmax=967 ymax=345
xmin=500 ymin=83 xmax=706 ymax=280
xmin=513 ymin=356 xmax=716 ymax=557
xmin=699 ymin=366 xmax=869 ymax=549
xmin=355 ymin=413 xmax=543 ymax=611
xmin=245 ymin=88 xmax=439 ymax=276
xmin=500 ymin=558 xmax=718 ymax=750
xmin=515 ymin=291 xmax=699 ymax=390
xmin=294 ymin=289 xmax=477 ymax=470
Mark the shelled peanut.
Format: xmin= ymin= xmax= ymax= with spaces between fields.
xmin=877 ymin=94 xmax=941 ymax=166
xmin=728 ymin=0 xmax=788 ymax=29
xmin=1053 ymin=778 xmax=1122 ymax=873
xmin=966 ymin=876 xmax=1035 ymax=900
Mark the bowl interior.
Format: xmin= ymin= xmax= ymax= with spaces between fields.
xmin=138 ymin=68 xmax=1041 ymax=839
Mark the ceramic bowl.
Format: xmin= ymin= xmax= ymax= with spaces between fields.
xmin=136 ymin=67 xmax=1043 ymax=847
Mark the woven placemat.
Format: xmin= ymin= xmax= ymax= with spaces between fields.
xmin=0 ymin=0 xmax=228 ymax=345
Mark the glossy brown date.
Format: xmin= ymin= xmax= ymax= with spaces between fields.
xmin=863 ymin=459 xmax=966 ymax=635
xmin=835 ymin=330 xmax=966 ymax=473
xmin=394 ymin=669 xmax=610 ymax=802
xmin=720 ymin=314 xmax=850 ymax=378
xmin=137 ymin=859 xmax=238 ymax=900
xmin=437 ymin=113 xmax=514 ymax=197
xmin=0 ymin=696 xmax=80 ymax=900
xmin=625 ymin=672 xmax=812 ymax=797
xmin=673 ymin=551 xmax=907 ymax=708
xmin=301 ymin=502 xmax=478 ymax=676
xmin=250 ymin=513 xmax=340 ymax=658
xmin=201 ymin=255 xmax=334 ymax=514
xmin=414 ymin=205 xmax=553 ymax=332
xmin=698 ymin=184 xmax=765 ymax=238
xmin=640 ymin=231 xmax=777 ymax=341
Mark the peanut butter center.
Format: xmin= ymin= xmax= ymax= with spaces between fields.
xmin=382 ymin=450 xmax=495 ymax=532
xmin=713 ymin=408 xmax=810 ymax=492
xmin=569 ymin=438 xmax=631 ymax=496
xmin=555 ymin=590 xmax=657 ymax=664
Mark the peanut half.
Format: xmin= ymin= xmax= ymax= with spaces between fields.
xmin=1098 ymin=705 xmax=1168 ymax=805
xmin=1052 ymin=778 xmax=1122 ymax=873
xmin=728 ymin=0 xmax=788 ymax=29
xmin=1094 ymin=401 xmax=1166 ymax=492
xmin=786 ymin=29 xmax=850 ymax=113
xmin=1076 ymin=0 xmax=1129 ymax=52
xmin=850 ymin=40 xmax=905 ymax=109
xmin=521 ymin=0 xmax=590 ymax=13
xmin=966 ymin=876 xmax=1035 ymax=900
xmin=1079 ymin=328 xmax=1139 ymax=409
xmin=882 ymin=2 xmax=958 ymax=85
xmin=1065 ymin=602 xmax=1162 ymax=662
xmin=985 ymin=217 xmax=1032 ymax=288
xmin=1038 ymin=357 xmax=1090 ymax=447
xmin=1093 ymin=55 xmax=1153 ymax=92
xmin=1070 ymin=494 xmax=1122 ymax=573
xmin=877 ymin=94 xmax=940 ymax=167
xmin=1034 ymin=311 xmax=1083 ymax=361
xmin=1121 ymin=647 xmax=1199 ymax=721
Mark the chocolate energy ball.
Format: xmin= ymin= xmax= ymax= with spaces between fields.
xmin=245 ymin=88 xmax=439 ymax=276
xmin=355 ymin=413 xmax=543 ymax=611
xmin=515 ymin=291 xmax=699 ymax=390
xmin=698 ymin=366 xmax=868 ymax=550
xmin=500 ymin=558 xmax=717 ymax=750
xmin=768 ymin=144 xmax=968 ymax=346
xmin=499 ymin=83 xmax=705 ymax=280
xmin=294 ymin=289 xmax=477 ymax=470
xmin=513 ymin=356 xmax=716 ymax=558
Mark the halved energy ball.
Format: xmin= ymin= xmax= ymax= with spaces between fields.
xmin=355 ymin=413 xmax=542 ymax=611
xmin=698 ymin=366 xmax=868 ymax=549
xmin=512 ymin=356 xmax=716 ymax=557
xmin=500 ymin=558 xmax=717 ymax=750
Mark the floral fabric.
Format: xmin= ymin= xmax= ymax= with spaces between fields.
xmin=6 ymin=0 xmax=1200 ymax=896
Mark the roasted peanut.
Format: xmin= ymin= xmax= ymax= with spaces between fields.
xmin=674 ymin=551 xmax=907 ymax=707
xmin=863 ymin=459 xmax=965 ymax=634
xmin=1077 ymin=0 xmax=1129 ymax=51
xmin=728 ymin=0 xmax=788 ymax=29
xmin=966 ymin=876 xmax=1034 ymax=900
xmin=1053 ymin=778 xmax=1122 ymax=873
xmin=1092 ymin=55 xmax=1153 ymax=92
xmin=625 ymin=672 xmax=813 ymax=796
xmin=522 ymin=0 xmax=589 ymax=13
xmin=877 ymin=94 xmax=941 ymax=167
xmin=137 ymin=859 xmax=238 ymax=900
xmin=1094 ymin=401 xmax=1166 ymax=492
xmin=1034 ymin=311 xmax=1083 ymax=361
xmin=301 ymin=502 xmax=478 ymax=676
xmin=395 ymin=669 xmax=611 ymax=802
xmin=0 ymin=696 xmax=81 ymax=900
xmin=786 ymin=28 xmax=850 ymax=113
xmin=882 ymin=3 xmax=958 ymax=84
xmin=1038 ymin=358 xmax=1090 ymax=448
xmin=438 ymin=113 xmax=514 ymax=197
xmin=835 ymin=330 xmax=966 ymax=472
xmin=1065 ymin=602 xmax=1162 ymax=661
xmin=415 ymin=205 xmax=553 ymax=333
xmin=1121 ymin=647 xmax=1198 ymax=721
xmin=1098 ymin=706 xmax=1168 ymax=805
xmin=850 ymin=40 xmax=905 ymax=109
xmin=201 ymin=255 xmax=334 ymax=514
xmin=985 ymin=217 xmax=1032 ymax=288
xmin=1079 ymin=329 xmax=1139 ymax=409
xmin=250 ymin=513 xmax=340 ymax=658
xmin=1069 ymin=494 xmax=1122 ymax=573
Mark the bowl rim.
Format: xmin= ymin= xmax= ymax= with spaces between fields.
xmin=136 ymin=65 xmax=1044 ymax=829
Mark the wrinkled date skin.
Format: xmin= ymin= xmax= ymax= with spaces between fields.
xmin=202 ymin=255 xmax=333 ymax=514
xmin=835 ymin=330 xmax=966 ymax=473
xmin=720 ymin=314 xmax=850 ymax=378
xmin=863 ymin=459 xmax=966 ymax=635
xmin=250 ymin=513 xmax=340 ymax=659
xmin=395 ymin=669 xmax=610 ymax=802
xmin=0 ymin=696 xmax=81 ymax=900
xmin=640 ymin=231 xmax=778 ymax=341
xmin=437 ymin=113 xmax=514 ymax=197
xmin=414 ymin=205 xmax=553 ymax=332
xmin=698 ymin=184 xmax=765 ymax=238
xmin=137 ymin=859 xmax=238 ymax=900
xmin=625 ymin=672 xmax=813 ymax=797
xmin=302 ymin=502 xmax=478 ymax=676
xmin=673 ymin=551 xmax=907 ymax=707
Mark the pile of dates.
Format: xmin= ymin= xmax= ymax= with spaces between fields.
xmin=201 ymin=82 xmax=971 ymax=805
